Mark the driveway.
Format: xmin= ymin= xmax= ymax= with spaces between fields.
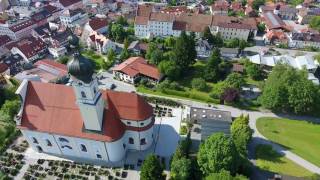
xmin=97 ymin=71 xmax=136 ymax=93
xmin=138 ymin=93 xmax=320 ymax=175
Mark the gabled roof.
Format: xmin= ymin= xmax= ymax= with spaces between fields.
xmin=18 ymin=81 xmax=154 ymax=142
xmin=89 ymin=17 xmax=108 ymax=31
xmin=0 ymin=63 xmax=8 ymax=73
xmin=113 ymin=57 xmax=161 ymax=80
xmin=59 ymin=0 xmax=82 ymax=7
xmin=8 ymin=37 xmax=47 ymax=59
xmin=0 ymin=35 xmax=12 ymax=47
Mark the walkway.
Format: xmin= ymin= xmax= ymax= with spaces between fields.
xmin=138 ymin=93 xmax=320 ymax=174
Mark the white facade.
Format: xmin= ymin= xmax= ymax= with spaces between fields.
xmin=21 ymin=117 xmax=154 ymax=164
xmin=59 ymin=10 xmax=89 ymax=28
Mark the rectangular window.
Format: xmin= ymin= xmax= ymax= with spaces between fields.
xmin=96 ymin=154 xmax=102 ymax=159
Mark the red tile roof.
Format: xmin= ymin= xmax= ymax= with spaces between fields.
xmin=9 ymin=20 xmax=35 ymax=32
xmin=34 ymin=59 xmax=68 ymax=76
xmin=212 ymin=0 xmax=229 ymax=11
xmin=113 ymin=57 xmax=161 ymax=80
xmin=9 ymin=37 xmax=47 ymax=59
xmin=0 ymin=35 xmax=12 ymax=47
xmin=18 ymin=81 xmax=154 ymax=142
xmin=89 ymin=17 xmax=108 ymax=31
xmin=0 ymin=63 xmax=8 ymax=73
xmin=59 ymin=0 xmax=82 ymax=7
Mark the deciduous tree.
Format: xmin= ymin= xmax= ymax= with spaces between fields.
xmin=140 ymin=154 xmax=164 ymax=180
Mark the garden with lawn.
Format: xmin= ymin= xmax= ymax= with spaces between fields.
xmin=81 ymin=50 xmax=107 ymax=71
xmin=255 ymin=144 xmax=314 ymax=178
xmin=256 ymin=117 xmax=320 ymax=167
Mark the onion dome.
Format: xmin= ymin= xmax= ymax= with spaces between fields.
xmin=67 ymin=54 xmax=94 ymax=83
xmin=68 ymin=34 xmax=79 ymax=49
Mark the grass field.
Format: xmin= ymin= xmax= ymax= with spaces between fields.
xmin=257 ymin=117 xmax=320 ymax=167
xmin=81 ymin=50 xmax=106 ymax=71
xmin=255 ymin=144 xmax=313 ymax=177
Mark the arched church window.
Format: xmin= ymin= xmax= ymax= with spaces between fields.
xmin=129 ymin=137 xmax=134 ymax=144
xmin=80 ymin=144 xmax=87 ymax=152
xmin=58 ymin=137 xmax=69 ymax=143
xmin=81 ymin=91 xmax=86 ymax=98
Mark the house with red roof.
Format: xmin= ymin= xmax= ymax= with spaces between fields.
xmin=8 ymin=37 xmax=47 ymax=62
xmin=15 ymin=54 xmax=155 ymax=164
xmin=210 ymin=0 xmax=229 ymax=16
xmin=14 ymin=59 xmax=68 ymax=83
xmin=112 ymin=57 xmax=162 ymax=84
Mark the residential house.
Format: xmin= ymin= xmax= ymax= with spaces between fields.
xmin=59 ymin=9 xmax=89 ymax=28
xmin=112 ymin=57 xmax=162 ymax=84
xmin=220 ymin=48 xmax=239 ymax=59
xmin=87 ymin=32 xmax=116 ymax=54
xmin=230 ymin=1 xmax=243 ymax=12
xmin=261 ymin=12 xmax=287 ymax=32
xmin=0 ymin=35 xmax=12 ymax=58
xmin=210 ymin=0 xmax=229 ymax=16
xmin=0 ymin=19 xmax=37 ymax=40
xmin=263 ymin=30 xmax=288 ymax=45
xmin=288 ymin=32 xmax=320 ymax=49
xmin=81 ymin=17 xmax=108 ymax=42
xmin=297 ymin=8 xmax=320 ymax=24
xmin=14 ymin=59 xmax=67 ymax=83
xmin=127 ymin=41 xmax=148 ymax=54
xmin=196 ymin=39 xmax=212 ymax=59
xmin=58 ymin=0 xmax=83 ymax=10
xmin=7 ymin=37 xmax=47 ymax=62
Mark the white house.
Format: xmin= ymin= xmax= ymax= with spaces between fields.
xmin=87 ymin=32 xmax=116 ymax=54
xmin=59 ymin=9 xmax=89 ymax=28
xmin=15 ymin=54 xmax=155 ymax=165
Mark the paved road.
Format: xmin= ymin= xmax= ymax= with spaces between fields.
xmin=97 ymin=71 xmax=136 ymax=92
xmin=138 ymin=93 xmax=320 ymax=175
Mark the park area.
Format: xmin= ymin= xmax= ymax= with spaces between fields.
xmin=256 ymin=117 xmax=320 ymax=168
xmin=138 ymin=61 xmax=261 ymax=110
xmin=255 ymin=144 xmax=313 ymax=178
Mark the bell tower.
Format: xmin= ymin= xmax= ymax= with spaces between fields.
xmin=67 ymin=35 xmax=105 ymax=132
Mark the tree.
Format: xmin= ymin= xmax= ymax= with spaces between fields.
xmin=309 ymin=16 xmax=320 ymax=31
xmin=170 ymin=157 xmax=192 ymax=180
xmin=221 ymin=88 xmax=240 ymax=103
xmin=158 ymin=60 xmax=181 ymax=80
xmin=245 ymin=63 xmax=263 ymax=80
xmin=124 ymin=38 xmax=129 ymax=49
xmin=315 ymin=53 xmax=320 ymax=64
xmin=119 ymin=49 xmax=130 ymax=61
xmin=111 ymin=24 xmax=126 ymax=42
xmin=224 ymin=73 xmax=245 ymax=90
xmin=213 ymin=33 xmax=224 ymax=47
xmin=149 ymin=49 xmax=163 ymax=65
xmin=107 ymin=48 xmax=116 ymax=63
xmin=174 ymin=31 xmax=196 ymax=70
xmin=146 ymin=42 xmax=157 ymax=60
xmin=58 ymin=56 xmax=69 ymax=64
xmin=140 ymin=154 xmax=164 ymax=180
xmin=0 ymin=100 xmax=20 ymax=120
xmin=116 ymin=16 xmax=128 ymax=26
xmin=203 ymin=48 xmax=222 ymax=82
xmin=257 ymin=23 xmax=266 ymax=33
xmin=239 ymin=40 xmax=247 ymax=51
xmin=252 ymin=0 xmax=265 ymax=10
xmin=206 ymin=170 xmax=247 ymax=180
xmin=202 ymin=26 xmax=214 ymax=44
xmin=197 ymin=133 xmax=238 ymax=176
xmin=164 ymin=36 xmax=176 ymax=48
xmin=231 ymin=115 xmax=252 ymax=157
xmin=259 ymin=64 xmax=319 ymax=114
xmin=288 ymin=0 xmax=304 ymax=6
xmin=192 ymin=78 xmax=207 ymax=91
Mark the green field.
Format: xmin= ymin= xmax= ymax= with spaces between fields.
xmin=81 ymin=50 xmax=106 ymax=71
xmin=257 ymin=117 xmax=320 ymax=167
xmin=255 ymin=144 xmax=313 ymax=177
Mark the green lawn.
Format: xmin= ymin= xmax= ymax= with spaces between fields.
xmin=81 ymin=50 xmax=106 ymax=71
xmin=257 ymin=117 xmax=320 ymax=167
xmin=255 ymin=144 xmax=314 ymax=177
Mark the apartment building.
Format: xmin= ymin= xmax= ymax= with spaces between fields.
xmin=134 ymin=5 xmax=257 ymax=40
xmin=59 ymin=8 xmax=89 ymax=28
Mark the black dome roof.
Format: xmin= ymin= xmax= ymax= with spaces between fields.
xmin=67 ymin=54 xmax=94 ymax=83
xmin=68 ymin=34 xmax=79 ymax=48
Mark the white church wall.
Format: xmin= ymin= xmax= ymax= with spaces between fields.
xmin=21 ymin=130 xmax=62 ymax=155
xmin=105 ymin=135 xmax=126 ymax=162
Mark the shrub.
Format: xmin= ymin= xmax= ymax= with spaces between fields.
xmin=191 ymin=78 xmax=207 ymax=91
xmin=180 ymin=125 xmax=188 ymax=135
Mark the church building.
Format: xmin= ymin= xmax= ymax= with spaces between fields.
xmin=14 ymin=54 xmax=155 ymax=164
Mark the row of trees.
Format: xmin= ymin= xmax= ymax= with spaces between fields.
xmin=259 ymin=64 xmax=320 ymax=115
xmin=198 ymin=114 xmax=253 ymax=179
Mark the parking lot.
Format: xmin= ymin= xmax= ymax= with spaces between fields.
xmin=97 ymin=71 xmax=136 ymax=93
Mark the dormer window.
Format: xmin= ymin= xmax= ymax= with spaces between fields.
xmin=81 ymin=91 xmax=86 ymax=98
